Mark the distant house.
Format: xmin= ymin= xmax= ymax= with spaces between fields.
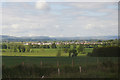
xmin=24 ymin=43 xmax=29 ymax=45
xmin=23 ymin=41 xmax=103 ymax=46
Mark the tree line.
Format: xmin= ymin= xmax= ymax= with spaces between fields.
xmin=87 ymin=46 xmax=119 ymax=57
xmin=1 ymin=43 xmax=85 ymax=57
xmin=1 ymin=43 xmax=30 ymax=52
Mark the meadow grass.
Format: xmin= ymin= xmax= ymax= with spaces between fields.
xmin=2 ymin=56 xmax=118 ymax=67
xmin=2 ymin=48 xmax=119 ymax=78
xmin=2 ymin=56 xmax=118 ymax=78
xmin=2 ymin=48 xmax=92 ymax=56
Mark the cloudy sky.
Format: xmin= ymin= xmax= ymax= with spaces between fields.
xmin=1 ymin=2 xmax=118 ymax=37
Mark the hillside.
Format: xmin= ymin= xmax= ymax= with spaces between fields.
xmin=0 ymin=35 xmax=118 ymax=42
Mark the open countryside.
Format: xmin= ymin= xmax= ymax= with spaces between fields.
xmin=1 ymin=1 xmax=119 ymax=79
xmin=1 ymin=39 xmax=119 ymax=78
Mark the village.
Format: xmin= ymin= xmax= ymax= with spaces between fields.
xmin=23 ymin=41 xmax=103 ymax=45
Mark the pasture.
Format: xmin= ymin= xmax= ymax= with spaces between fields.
xmin=2 ymin=56 xmax=118 ymax=78
xmin=1 ymin=47 xmax=119 ymax=78
xmin=2 ymin=48 xmax=93 ymax=56
xmin=2 ymin=56 xmax=118 ymax=67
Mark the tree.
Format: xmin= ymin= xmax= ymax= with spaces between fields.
xmin=46 ymin=45 xmax=50 ymax=48
xmin=42 ymin=45 xmax=50 ymax=49
xmin=73 ymin=44 xmax=76 ymax=49
xmin=2 ymin=43 xmax=7 ymax=49
xmin=18 ymin=45 xmax=26 ymax=52
xmin=88 ymin=46 xmax=119 ymax=57
xmin=69 ymin=49 xmax=78 ymax=57
xmin=26 ymin=46 xmax=30 ymax=52
xmin=18 ymin=45 xmax=22 ymax=52
xmin=68 ymin=49 xmax=72 ymax=57
xmin=13 ymin=46 xmax=18 ymax=52
xmin=71 ymin=49 xmax=78 ymax=57
xmin=63 ymin=44 xmax=70 ymax=53
xmin=98 ymin=40 xmax=102 ymax=42
xmin=51 ymin=43 xmax=57 ymax=48
xmin=21 ymin=46 xmax=25 ymax=52
xmin=77 ymin=44 xmax=84 ymax=53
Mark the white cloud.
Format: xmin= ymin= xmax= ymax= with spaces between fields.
xmin=1 ymin=2 xmax=118 ymax=37
xmin=35 ymin=0 xmax=49 ymax=10
xmin=55 ymin=25 xmax=59 ymax=28
xmin=11 ymin=24 xmax=19 ymax=29
xmin=85 ymin=24 xmax=94 ymax=30
xmin=1 ymin=0 xmax=119 ymax=2
xmin=59 ymin=35 xmax=63 ymax=37
xmin=49 ymin=35 xmax=56 ymax=37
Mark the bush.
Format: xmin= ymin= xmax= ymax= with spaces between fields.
xmin=87 ymin=52 xmax=92 ymax=56
xmin=88 ymin=46 xmax=119 ymax=57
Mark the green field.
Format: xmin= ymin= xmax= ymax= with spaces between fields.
xmin=2 ymin=56 xmax=118 ymax=67
xmin=2 ymin=48 xmax=119 ymax=78
xmin=2 ymin=56 xmax=118 ymax=78
xmin=2 ymin=48 xmax=93 ymax=56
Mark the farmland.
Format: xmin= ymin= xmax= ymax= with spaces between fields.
xmin=1 ymin=1 xmax=120 ymax=79
xmin=2 ymin=48 xmax=92 ymax=56
xmin=1 ymin=39 xmax=119 ymax=78
xmin=2 ymin=56 xmax=117 ymax=67
xmin=2 ymin=56 xmax=118 ymax=78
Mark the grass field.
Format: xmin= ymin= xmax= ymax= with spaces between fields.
xmin=1 ymin=48 xmax=119 ymax=78
xmin=2 ymin=56 xmax=118 ymax=67
xmin=2 ymin=56 xmax=118 ymax=78
xmin=2 ymin=48 xmax=93 ymax=56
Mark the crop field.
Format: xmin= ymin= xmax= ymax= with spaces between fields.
xmin=2 ymin=56 xmax=118 ymax=78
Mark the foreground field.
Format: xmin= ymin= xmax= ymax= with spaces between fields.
xmin=2 ymin=56 xmax=118 ymax=78
xmin=2 ymin=48 xmax=119 ymax=78
xmin=2 ymin=56 xmax=118 ymax=66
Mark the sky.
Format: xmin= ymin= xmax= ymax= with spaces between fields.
xmin=1 ymin=2 xmax=118 ymax=37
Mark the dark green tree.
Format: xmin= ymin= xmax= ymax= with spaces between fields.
xmin=51 ymin=43 xmax=57 ymax=48
xmin=13 ymin=46 xmax=18 ymax=52
xmin=77 ymin=44 xmax=84 ymax=53
xmin=2 ymin=43 xmax=7 ymax=49
xmin=69 ymin=49 xmax=78 ymax=57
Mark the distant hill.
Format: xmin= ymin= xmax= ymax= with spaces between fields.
xmin=0 ymin=35 xmax=20 ymax=41
xmin=54 ymin=36 xmax=118 ymax=41
xmin=0 ymin=35 xmax=118 ymax=42
xmin=0 ymin=35 xmax=52 ymax=42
